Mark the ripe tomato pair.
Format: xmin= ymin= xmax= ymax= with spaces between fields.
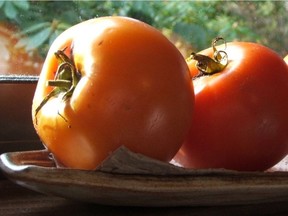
xmin=174 ymin=39 xmax=288 ymax=171
xmin=32 ymin=16 xmax=194 ymax=170
xmin=33 ymin=16 xmax=288 ymax=172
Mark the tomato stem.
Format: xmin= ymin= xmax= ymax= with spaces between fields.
xmin=35 ymin=48 xmax=81 ymax=124
xmin=187 ymin=37 xmax=228 ymax=79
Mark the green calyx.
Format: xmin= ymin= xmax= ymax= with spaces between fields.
xmin=35 ymin=48 xmax=81 ymax=123
xmin=188 ymin=37 xmax=228 ymax=79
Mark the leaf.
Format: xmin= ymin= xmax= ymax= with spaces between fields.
xmin=57 ymin=22 xmax=72 ymax=31
xmin=13 ymin=0 xmax=29 ymax=11
xmin=15 ymin=37 xmax=29 ymax=49
xmin=20 ymin=22 xmax=51 ymax=35
xmin=4 ymin=1 xmax=17 ymax=19
xmin=25 ymin=27 xmax=52 ymax=50
xmin=48 ymin=30 xmax=61 ymax=45
xmin=173 ymin=22 xmax=208 ymax=51
xmin=2 ymin=1 xmax=29 ymax=20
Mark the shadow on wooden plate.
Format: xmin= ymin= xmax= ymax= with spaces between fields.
xmin=0 ymin=146 xmax=288 ymax=207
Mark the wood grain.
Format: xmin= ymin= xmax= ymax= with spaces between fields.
xmin=1 ymin=146 xmax=288 ymax=207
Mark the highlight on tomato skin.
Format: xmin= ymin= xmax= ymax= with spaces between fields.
xmin=174 ymin=41 xmax=288 ymax=172
xmin=32 ymin=16 xmax=195 ymax=170
xmin=284 ymin=55 xmax=288 ymax=64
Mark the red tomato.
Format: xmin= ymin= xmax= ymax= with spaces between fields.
xmin=32 ymin=16 xmax=194 ymax=170
xmin=173 ymin=41 xmax=288 ymax=171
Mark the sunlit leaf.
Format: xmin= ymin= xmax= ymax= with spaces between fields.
xmin=13 ymin=0 xmax=29 ymax=11
xmin=25 ymin=27 xmax=52 ymax=50
xmin=15 ymin=37 xmax=29 ymax=49
xmin=0 ymin=1 xmax=5 ymax=8
xmin=4 ymin=1 xmax=17 ymax=19
xmin=20 ymin=22 xmax=51 ymax=35
xmin=48 ymin=30 xmax=60 ymax=45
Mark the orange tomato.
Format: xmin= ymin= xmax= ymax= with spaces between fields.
xmin=174 ymin=42 xmax=288 ymax=171
xmin=32 ymin=16 xmax=194 ymax=170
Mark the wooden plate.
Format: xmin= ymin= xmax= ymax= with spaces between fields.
xmin=1 ymin=146 xmax=288 ymax=207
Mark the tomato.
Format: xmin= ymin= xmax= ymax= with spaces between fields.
xmin=32 ymin=16 xmax=194 ymax=170
xmin=173 ymin=41 xmax=288 ymax=171
xmin=0 ymin=23 xmax=43 ymax=141
xmin=284 ymin=55 xmax=288 ymax=64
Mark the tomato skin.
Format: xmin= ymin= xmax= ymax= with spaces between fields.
xmin=284 ymin=55 xmax=288 ymax=64
xmin=32 ymin=16 xmax=194 ymax=170
xmin=174 ymin=42 xmax=288 ymax=171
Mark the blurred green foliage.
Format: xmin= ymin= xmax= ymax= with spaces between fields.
xmin=0 ymin=0 xmax=287 ymax=57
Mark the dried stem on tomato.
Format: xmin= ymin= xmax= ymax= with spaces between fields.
xmin=188 ymin=37 xmax=228 ymax=79
xmin=34 ymin=48 xmax=81 ymax=123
